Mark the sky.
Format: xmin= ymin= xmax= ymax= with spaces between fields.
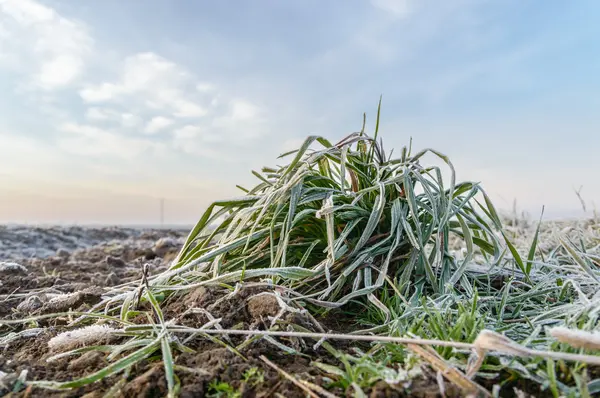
xmin=1 ymin=0 xmax=599 ymax=225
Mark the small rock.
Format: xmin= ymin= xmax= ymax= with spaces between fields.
xmin=155 ymin=237 xmax=177 ymax=248
xmin=105 ymin=255 xmax=126 ymax=268
xmin=16 ymin=295 xmax=44 ymax=313
xmin=104 ymin=272 xmax=119 ymax=286
xmin=0 ymin=261 xmax=27 ymax=274
xmin=247 ymin=294 xmax=280 ymax=319
xmin=143 ymin=248 xmax=157 ymax=260
xmin=56 ymin=248 xmax=70 ymax=259
xmin=29 ymin=258 xmax=44 ymax=268
xmin=81 ymin=286 xmax=104 ymax=300
xmin=48 ymin=256 xmax=63 ymax=266
xmin=153 ymin=237 xmax=180 ymax=257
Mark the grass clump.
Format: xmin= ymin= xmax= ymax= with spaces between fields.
xmin=165 ymin=101 xmax=502 ymax=312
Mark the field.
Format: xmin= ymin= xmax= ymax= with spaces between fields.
xmin=1 ymin=116 xmax=600 ymax=397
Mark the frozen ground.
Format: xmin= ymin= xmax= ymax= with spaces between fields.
xmin=0 ymin=225 xmax=189 ymax=261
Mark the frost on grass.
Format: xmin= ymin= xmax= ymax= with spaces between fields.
xmin=0 ymin=328 xmax=43 ymax=348
xmin=48 ymin=325 xmax=121 ymax=353
xmin=46 ymin=292 xmax=85 ymax=312
xmin=45 ymin=287 xmax=103 ymax=312
xmin=16 ymin=296 xmax=44 ymax=314
xmin=549 ymin=326 xmax=600 ymax=351
xmin=0 ymin=261 xmax=27 ymax=273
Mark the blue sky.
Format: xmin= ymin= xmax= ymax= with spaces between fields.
xmin=1 ymin=0 xmax=599 ymax=224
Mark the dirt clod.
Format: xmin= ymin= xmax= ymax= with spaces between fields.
xmin=153 ymin=237 xmax=180 ymax=258
xmin=56 ymin=248 xmax=70 ymax=259
xmin=105 ymin=256 xmax=126 ymax=268
xmin=16 ymin=295 xmax=44 ymax=314
xmin=183 ymin=286 xmax=210 ymax=308
xmin=104 ymin=272 xmax=119 ymax=286
xmin=121 ymin=365 xmax=168 ymax=398
xmin=247 ymin=294 xmax=280 ymax=319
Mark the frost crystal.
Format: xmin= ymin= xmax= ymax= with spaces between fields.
xmin=48 ymin=325 xmax=121 ymax=352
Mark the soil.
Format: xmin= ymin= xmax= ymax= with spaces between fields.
xmin=0 ymin=228 xmax=478 ymax=397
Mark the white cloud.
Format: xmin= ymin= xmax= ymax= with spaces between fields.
xmin=3 ymin=4 xmax=269 ymax=175
xmin=0 ymin=0 xmax=54 ymax=25
xmin=196 ymin=82 xmax=215 ymax=92
xmin=172 ymin=125 xmax=227 ymax=159
xmin=231 ymin=99 xmax=260 ymax=121
xmin=60 ymin=122 xmax=109 ymax=136
xmin=80 ymin=52 xmax=209 ymax=119
xmin=145 ymin=116 xmax=174 ymax=134
xmin=85 ymin=107 xmax=142 ymax=128
xmin=36 ymin=54 xmax=84 ymax=88
xmin=58 ymin=122 xmax=155 ymax=158
xmin=173 ymin=125 xmax=198 ymax=141
xmin=80 ymin=83 xmax=120 ymax=102
xmin=171 ymin=99 xmax=208 ymax=118
xmin=370 ymin=0 xmax=412 ymax=18
xmin=210 ymin=99 xmax=266 ymax=139
xmin=77 ymin=52 xmax=268 ymax=156
xmin=85 ymin=107 xmax=114 ymax=121
xmin=174 ymin=125 xmax=222 ymax=144
xmin=121 ymin=113 xmax=142 ymax=128
xmin=0 ymin=0 xmax=93 ymax=90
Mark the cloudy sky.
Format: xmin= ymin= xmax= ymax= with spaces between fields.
xmin=1 ymin=0 xmax=599 ymax=225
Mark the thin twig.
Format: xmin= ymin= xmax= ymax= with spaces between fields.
xmin=160 ymin=327 xmax=475 ymax=348
xmin=154 ymin=327 xmax=600 ymax=366
xmin=300 ymin=380 xmax=340 ymax=398
xmin=407 ymin=343 xmax=490 ymax=397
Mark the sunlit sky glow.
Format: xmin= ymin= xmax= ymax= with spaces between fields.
xmin=1 ymin=0 xmax=599 ymax=225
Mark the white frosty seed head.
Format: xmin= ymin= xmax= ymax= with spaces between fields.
xmin=47 ymin=325 xmax=121 ymax=353
xmin=472 ymin=330 xmax=529 ymax=356
xmin=549 ymin=326 xmax=600 ymax=350
xmin=47 ymin=292 xmax=78 ymax=303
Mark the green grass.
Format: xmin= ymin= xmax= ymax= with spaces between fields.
xmin=3 ymin=101 xmax=600 ymax=396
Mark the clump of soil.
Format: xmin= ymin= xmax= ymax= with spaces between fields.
xmin=247 ymin=294 xmax=280 ymax=319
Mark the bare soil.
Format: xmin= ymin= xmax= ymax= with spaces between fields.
xmin=1 ymin=234 xmax=472 ymax=397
